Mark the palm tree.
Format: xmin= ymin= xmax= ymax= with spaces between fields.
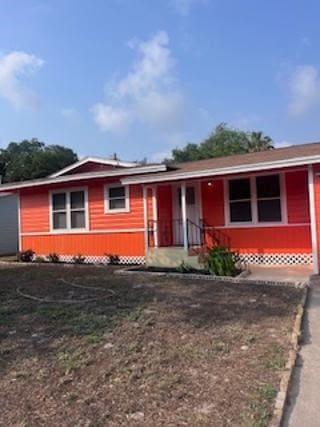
xmin=246 ymin=131 xmax=274 ymax=152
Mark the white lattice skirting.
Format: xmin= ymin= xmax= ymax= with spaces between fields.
xmin=239 ymin=253 xmax=313 ymax=266
xmin=38 ymin=255 xmax=146 ymax=265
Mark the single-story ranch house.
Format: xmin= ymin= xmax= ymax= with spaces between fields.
xmin=1 ymin=142 xmax=320 ymax=273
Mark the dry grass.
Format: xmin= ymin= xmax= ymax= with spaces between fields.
xmin=0 ymin=264 xmax=301 ymax=426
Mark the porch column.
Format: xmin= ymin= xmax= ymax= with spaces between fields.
xmin=181 ymin=182 xmax=188 ymax=251
xmin=308 ymin=165 xmax=319 ymax=274
xmin=142 ymin=185 xmax=148 ymax=252
xmin=152 ymin=186 xmax=159 ymax=248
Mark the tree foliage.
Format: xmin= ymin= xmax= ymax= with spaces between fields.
xmin=0 ymin=139 xmax=78 ymax=183
xmin=167 ymin=123 xmax=274 ymax=163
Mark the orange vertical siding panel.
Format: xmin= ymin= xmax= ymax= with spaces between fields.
xmin=201 ymin=179 xmax=225 ymax=226
xmin=157 ymin=185 xmax=173 ymax=246
xmin=22 ymin=232 xmax=145 ymax=256
xmin=219 ymin=225 xmax=311 ymax=253
xmin=89 ymin=182 xmax=144 ymax=230
xmin=20 ymin=189 xmax=50 ymax=233
xmin=286 ymin=170 xmax=310 ymax=223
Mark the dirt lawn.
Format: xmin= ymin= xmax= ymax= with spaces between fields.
xmin=0 ymin=264 xmax=302 ymax=427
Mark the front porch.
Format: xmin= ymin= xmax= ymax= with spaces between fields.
xmin=144 ymin=181 xmax=230 ymax=268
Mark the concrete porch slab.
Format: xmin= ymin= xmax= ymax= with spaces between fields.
xmin=247 ymin=265 xmax=313 ymax=284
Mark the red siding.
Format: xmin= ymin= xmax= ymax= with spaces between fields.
xmin=89 ymin=183 xmax=143 ymax=229
xmin=201 ymin=179 xmax=225 ymax=226
xmin=20 ymin=178 xmax=145 ymax=257
xmin=157 ymin=185 xmax=173 ymax=246
xmin=22 ymin=232 xmax=144 ymax=256
xmin=286 ymin=170 xmax=310 ymax=223
xmin=20 ymin=189 xmax=49 ymax=233
xmin=221 ymin=225 xmax=311 ymax=254
xmin=201 ymin=170 xmax=311 ymax=254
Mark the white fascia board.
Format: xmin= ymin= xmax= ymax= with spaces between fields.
xmin=50 ymin=156 xmax=138 ymax=178
xmin=121 ymin=155 xmax=320 ymax=185
xmin=0 ymin=164 xmax=167 ymax=192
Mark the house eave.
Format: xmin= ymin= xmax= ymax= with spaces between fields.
xmin=0 ymin=164 xmax=167 ymax=192
xmin=121 ymin=155 xmax=320 ymax=185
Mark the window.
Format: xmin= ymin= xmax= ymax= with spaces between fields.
xmin=227 ymin=174 xmax=283 ymax=225
xmin=105 ymin=185 xmax=129 ymax=213
xmin=229 ymin=178 xmax=252 ymax=222
xmin=51 ymin=189 xmax=87 ymax=231
xmin=256 ymin=175 xmax=281 ymax=222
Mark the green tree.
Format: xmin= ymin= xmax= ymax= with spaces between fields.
xmin=167 ymin=123 xmax=274 ymax=163
xmin=0 ymin=138 xmax=78 ymax=183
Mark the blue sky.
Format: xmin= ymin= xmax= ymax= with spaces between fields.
xmin=0 ymin=0 xmax=320 ymax=161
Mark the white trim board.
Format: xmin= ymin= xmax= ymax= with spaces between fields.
xmin=104 ymin=183 xmax=130 ymax=214
xmin=21 ymin=228 xmax=145 ymax=237
xmin=0 ymin=164 xmax=167 ymax=192
xmin=121 ymin=155 xmax=320 ymax=185
xmin=50 ymin=156 xmax=138 ymax=177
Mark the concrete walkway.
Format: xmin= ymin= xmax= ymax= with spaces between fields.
xmin=248 ymin=265 xmax=312 ymax=284
xmin=282 ymin=277 xmax=320 ymax=427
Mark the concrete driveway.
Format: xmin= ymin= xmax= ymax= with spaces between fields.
xmin=282 ymin=276 xmax=320 ymax=427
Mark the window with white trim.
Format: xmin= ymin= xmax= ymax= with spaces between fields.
xmin=105 ymin=185 xmax=129 ymax=213
xmin=51 ymin=190 xmax=87 ymax=231
xmin=228 ymin=174 xmax=283 ymax=224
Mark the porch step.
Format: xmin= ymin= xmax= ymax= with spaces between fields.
xmin=146 ymin=247 xmax=202 ymax=269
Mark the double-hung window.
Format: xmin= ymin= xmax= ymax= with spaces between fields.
xmin=227 ymin=174 xmax=283 ymax=225
xmin=105 ymin=185 xmax=129 ymax=213
xmin=51 ymin=189 xmax=87 ymax=231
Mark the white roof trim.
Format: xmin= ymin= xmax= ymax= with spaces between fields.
xmin=121 ymin=154 xmax=320 ymax=185
xmin=0 ymin=164 xmax=167 ymax=191
xmin=50 ymin=156 xmax=138 ymax=177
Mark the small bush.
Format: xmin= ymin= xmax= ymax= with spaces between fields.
xmin=72 ymin=254 xmax=86 ymax=264
xmin=105 ymin=254 xmax=120 ymax=265
xmin=18 ymin=249 xmax=34 ymax=263
xmin=200 ymin=246 xmax=239 ymax=276
xmin=48 ymin=253 xmax=60 ymax=263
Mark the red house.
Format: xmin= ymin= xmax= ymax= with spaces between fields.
xmin=1 ymin=142 xmax=320 ymax=273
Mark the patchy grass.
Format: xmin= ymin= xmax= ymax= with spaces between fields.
xmin=0 ymin=264 xmax=301 ymax=426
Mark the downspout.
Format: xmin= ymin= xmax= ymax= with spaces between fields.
xmin=308 ymin=165 xmax=319 ymax=274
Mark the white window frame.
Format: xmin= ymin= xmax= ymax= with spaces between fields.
xmin=104 ymin=184 xmax=130 ymax=214
xmin=49 ymin=187 xmax=89 ymax=233
xmin=225 ymin=172 xmax=287 ymax=227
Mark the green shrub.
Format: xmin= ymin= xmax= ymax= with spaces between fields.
xmin=72 ymin=254 xmax=86 ymax=264
xmin=200 ymin=246 xmax=239 ymax=276
xmin=18 ymin=249 xmax=35 ymax=263
xmin=48 ymin=253 xmax=60 ymax=263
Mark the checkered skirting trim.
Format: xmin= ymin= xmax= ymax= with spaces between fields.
xmin=38 ymin=255 xmax=146 ymax=265
xmin=239 ymin=253 xmax=313 ymax=266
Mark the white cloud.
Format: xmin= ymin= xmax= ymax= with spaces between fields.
xmin=137 ymin=91 xmax=184 ymax=130
xmin=0 ymin=51 xmax=44 ymax=109
xmin=170 ymin=0 xmax=207 ymax=16
xmin=92 ymin=31 xmax=185 ymax=133
xmin=91 ymin=103 xmax=131 ymax=133
xmin=288 ymin=65 xmax=320 ymax=116
xmin=114 ymin=31 xmax=174 ymax=98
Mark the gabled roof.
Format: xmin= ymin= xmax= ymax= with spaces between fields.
xmin=122 ymin=142 xmax=320 ymax=184
xmin=50 ymin=156 xmax=138 ymax=177
xmin=0 ymin=164 xmax=167 ymax=192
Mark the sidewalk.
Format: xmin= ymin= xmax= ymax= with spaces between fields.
xmin=282 ymin=278 xmax=320 ymax=427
